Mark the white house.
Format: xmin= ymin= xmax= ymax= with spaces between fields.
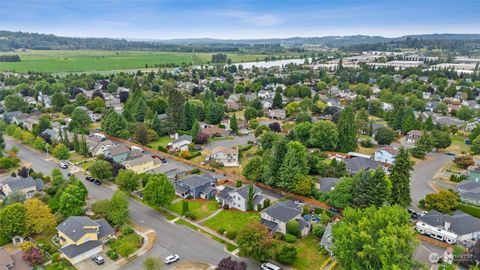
xmin=373 ymin=146 xmax=398 ymax=165
xmin=216 ymin=184 xmax=266 ymax=212
xmin=169 ymin=134 xmax=192 ymax=152
xmin=416 ymin=210 xmax=480 ymax=244
xmin=0 ymin=176 xmax=44 ymax=199
xmin=261 ymin=201 xmax=310 ymax=237
xmin=268 ymin=109 xmax=286 ymax=120
xmin=208 ymin=146 xmax=239 ymax=167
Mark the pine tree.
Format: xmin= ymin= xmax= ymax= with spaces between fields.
xmin=166 ymin=88 xmax=186 ymax=132
xmin=230 ymin=113 xmax=239 ymax=134
xmin=390 ymin=148 xmax=413 ymax=207
xmin=191 ymin=120 xmax=200 ymax=141
xmin=0 ymin=133 xmax=5 ymax=156
xmin=151 ymin=112 xmax=162 ymax=134
xmin=424 ymin=115 xmax=434 ymax=131
xmin=277 ymin=141 xmax=308 ymax=191
xmin=352 ymin=168 xmax=391 ymax=208
xmin=133 ymin=96 xmax=148 ymax=122
xmin=273 ymin=92 xmax=283 ymax=109
xmin=337 ymin=106 xmax=357 ymax=152
xmin=262 ymin=137 xmax=288 ymax=186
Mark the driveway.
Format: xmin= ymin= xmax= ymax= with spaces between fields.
xmin=205 ymin=133 xmax=255 ymax=150
xmin=4 ymin=137 xmax=259 ymax=270
xmin=75 ymin=251 xmax=114 ymax=270
xmin=410 ymin=152 xmax=454 ymax=210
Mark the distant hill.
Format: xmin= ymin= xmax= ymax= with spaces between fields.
xmin=1 ymin=30 xmax=479 ymax=51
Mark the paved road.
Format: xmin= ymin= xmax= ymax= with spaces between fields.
xmin=410 ymin=152 xmax=453 ymax=210
xmin=4 ymin=137 xmax=259 ymax=269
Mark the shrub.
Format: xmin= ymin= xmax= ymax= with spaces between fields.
xmin=51 ymin=252 xmax=60 ymax=262
xmin=157 ymin=145 xmax=168 ymax=153
xmin=218 ymin=228 xmax=226 ymax=235
xmin=285 ymin=233 xmax=297 ymax=243
xmin=273 ymin=232 xmax=284 ymax=240
xmin=121 ymin=225 xmax=134 ymax=235
xmin=312 ymin=225 xmax=325 ymax=239
xmin=256 ymin=204 xmax=262 ymax=212
xmin=286 ymin=220 xmax=300 ymax=237
xmin=189 ymin=213 xmax=197 ymax=220
xmin=222 ymin=204 xmax=230 ymax=210
xmin=276 ymin=245 xmax=297 ymax=265
xmin=453 ymin=155 xmax=474 ymax=169
xmin=263 ymin=199 xmax=270 ymax=209
xmin=360 ymin=139 xmax=373 ymax=148
xmin=20 ymin=241 xmax=36 ymax=252
xmin=235 ymin=180 xmax=243 ymax=188
xmin=226 ymin=231 xmax=237 ymax=240
xmin=107 ymin=249 xmax=119 ymax=260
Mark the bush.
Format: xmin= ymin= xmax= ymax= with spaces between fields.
xmin=217 ymin=228 xmax=226 ymax=235
xmin=286 ymin=220 xmax=300 ymax=237
xmin=312 ymin=225 xmax=325 ymax=239
xmin=157 ymin=145 xmax=168 ymax=153
xmin=453 ymin=155 xmax=474 ymax=169
xmin=121 ymin=225 xmax=134 ymax=235
xmin=450 ymin=174 xmax=467 ymax=183
xmin=235 ymin=180 xmax=243 ymax=188
xmin=277 ymin=245 xmax=297 ymax=265
xmin=189 ymin=213 xmax=197 ymax=220
xmin=263 ymin=199 xmax=271 ymax=209
xmin=226 ymin=231 xmax=237 ymax=240
xmin=273 ymin=232 xmax=284 ymax=240
xmin=285 ymin=233 xmax=297 ymax=243
xmin=185 ymin=151 xmax=201 ymax=160
xmin=360 ymin=139 xmax=373 ymax=148
xmin=107 ymin=249 xmax=119 ymax=260
xmin=51 ymin=252 xmax=60 ymax=262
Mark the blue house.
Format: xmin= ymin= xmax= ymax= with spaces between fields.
xmin=175 ymin=174 xmax=216 ymax=199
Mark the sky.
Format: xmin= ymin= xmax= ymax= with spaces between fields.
xmin=1 ymin=0 xmax=479 ymax=40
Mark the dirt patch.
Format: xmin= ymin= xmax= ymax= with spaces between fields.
xmin=172 ymin=262 xmax=212 ymax=270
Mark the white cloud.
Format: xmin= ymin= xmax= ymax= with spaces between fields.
xmin=226 ymin=11 xmax=283 ymax=26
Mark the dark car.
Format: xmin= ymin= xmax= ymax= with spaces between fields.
xmin=329 ymin=207 xmax=340 ymax=214
xmin=94 ymin=179 xmax=102 ymax=185
xmin=446 ymin=152 xmax=456 ymax=156
xmin=85 ymin=176 xmax=94 ymax=182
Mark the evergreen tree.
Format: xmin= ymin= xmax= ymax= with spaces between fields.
xmin=263 ymin=137 xmax=288 ymax=186
xmin=151 ymin=112 xmax=162 ymax=134
xmin=0 ymin=133 xmax=5 ymax=156
xmin=390 ymin=148 xmax=413 ymax=207
xmin=133 ymin=96 xmax=148 ymax=122
xmin=191 ymin=120 xmax=200 ymax=141
xmin=277 ymin=141 xmax=308 ymax=191
xmin=273 ymin=92 xmax=283 ymax=108
xmin=352 ymin=168 xmax=391 ymax=208
xmin=424 ymin=115 xmax=434 ymax=131
xmin=337 ymin=106 xmax=357 ymax=152
xmin=166 ymin=88 xmax=186 ymax=132
xmin=230 ymin=113 xmax=239 ymax=134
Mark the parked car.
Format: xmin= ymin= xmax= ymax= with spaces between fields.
xmin=294 ymin=200 xmax=305 ymax=206
xmin=92 ymin=255 xmax=105 ymax=265
xmin=85 ymin=176 xmax=94 ymax=182
xmin=94 ymin=179 xmax=102 ymax=185
xmin=164 ymin=255 xmax=180 ymax=264
xmin=59 ymin=162 xmax=68 ymax=169
xmin=329 ymin=207 xmax=340 ymax=214
xmin=261 ymin=263 xmax=280 ymax=270
xmin=446 ymin=152 xmax=456 ymax=156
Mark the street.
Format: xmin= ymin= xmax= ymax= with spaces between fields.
xmin=4 ymin=137 xmax=259 ymax=269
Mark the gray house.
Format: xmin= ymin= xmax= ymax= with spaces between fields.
xmin=260 ymin=201 xmax=310 ymax=237
xmin=0 ymin=176 xmax=44 ymax=199
xmin=317 ymin=177 xmax=341 ymax=193
xmin=216 ymin=184 xmax=266 ymax=212
xmin=344 ymin=157 xmax=383 ymax=175
xmin=175 ymin=174 xmax=216 ymax=199
xmin=456 ymin=180 xmax=480 ymax=206
xmin=106 ymin=144 xmax=130 ymax=163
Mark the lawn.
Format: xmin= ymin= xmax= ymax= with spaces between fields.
xmin=33 ymin=229 xmax=59 ymax=253
xmin=147 ymin=136 xmax=173 ymax=150
xmin=80 ymin=160 xmax=96 ymax=170
xmin=446 ymin=135 xmax=471 ymax=155
xmin=203 ymin=209 xmax=260 ymax=235
xmin=457 ymin=203 xmax=480 ymax=218
xmin=44 ymin=259 xmax=75 ymax=270
xmin=109 ymin=231 xmax=142 ymax=257
xmin=291 ymin=235 xmax=329 ymax=270
xmin=0 ymin=50 xmax=303 ymax=73
xmin=168 ymin=199 xmax=218 ymax=220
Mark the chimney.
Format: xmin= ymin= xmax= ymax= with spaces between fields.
xmin=444 ymin=221 xmax=451 ymax=231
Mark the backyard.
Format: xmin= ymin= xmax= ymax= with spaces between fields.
xmin=168 ymin=199 xmax=219 ymax=220
xmin=147 ymin=136 xmax=173 ymax=150
xmin=291 ymin=235 xmax=329 ymax=270
xmin=202 ymin=209 xmax=260 ymax=235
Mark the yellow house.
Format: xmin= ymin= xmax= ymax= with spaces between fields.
xmin=121 ymin=155 xmax=161 ymax=174
xmin=56 ymin=216 xmax=114 ymax=265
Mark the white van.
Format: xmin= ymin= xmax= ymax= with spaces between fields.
xmin=261 ymin=263 xmax=280 ymax=270
xmin=131 ymin=146 xmax=144 ymax=153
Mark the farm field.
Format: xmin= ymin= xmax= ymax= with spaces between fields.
xmin=0 ymin=50 xmax=302 ymax=73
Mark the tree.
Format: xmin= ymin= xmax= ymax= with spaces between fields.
xmin=116 ymin=169 xmax=139 ymax=192
xmin=0 ymin=203 xmax=27 ymax=239
xmin=58 ymin=185 xmax=86 ymax=217
xmin=3 ymin=191 xmax=26 ymax=205
xmin=337 ymin=106 xmax=357 ymax=152
xmin=24 ymin=198 xmax=56 ymax=234
xmin=472 ymin=136 xmax=480 ymax=154
xmin=191 ymin=120 xmax=201 ymax=141
xmin=277 ymin=141 xmax=308 ymax=191
xmin=390 ymin=148 xmax=413 ymax=207
xmin=102 ymin=110 xmax=128 ymax=138
xmin=309 ymin=121 xmax=338 ymax=151
xmin=424 ymin=115 xmax=434 ymax=131
xmin=89 ymin=160 xmax=113 ymax=181
xmin=332 ymin=205 xmax=417 ymax=270
xmin=453 ymin=155 xmax=475 ymax=169
xmin=237 ymin=221 xmax=275 ymax=261
xmin=276 ymin=245 xmax=297 ymax=265
xmin=107 ymin=191 xmax=129 ymax=226
xmin=374 ymin=127 xmax=396 ymax=145
xmin=431 ymin=130 xmax=451 ymax=150
xmin=143 ymin=174 xmax=175 ymax=208
xmin=150 ymin=112 xmax=162 ymax=135
xmin=424 ymin=190 xmax=460 ymax=213
xmin=268 ymin=122 xmax=281 ymax=132
xmin=0 ymin=133 xmax=5 ymax=156
xmin=134 ymin=123 xmax=149 ymax=145
xmin=246 ymin=184 xmax=256 ymax=211
xmin=205 ymin=102 xmax=225 ymax=124
xmin=352 ymin=168 xmax=391 ymax=208
xmin=229 ymin=113 xmax=239 ymax=134
xmin=143 ymin=256 xmax=162 ymax=270
xmin=216 ymin=257 xmax=247 ymax=270
xmin=23 ymin=247 xmax=45 ymax=266
xmin=4 ymin=94 xmax=28 ymax=112
xmin=52 ymin=143 xmax=70 ymax=160
xmin=166 ymin=87 xmax=186 ymax=132
xmin=456 ymin=105 xmax=474 ymax=121
xmin=242 ymin=156 xmax=263 ymax=181
xmin=69 ymin=108 xmax=91 ymax=132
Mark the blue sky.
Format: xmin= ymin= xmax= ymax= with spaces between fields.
xmin=1 ymin=0 xmax=479 ymax=39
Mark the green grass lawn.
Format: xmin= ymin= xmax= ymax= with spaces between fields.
xmin=291 ymin=235 xmax=329 ymax=270
xmin=109 ymin=232 xmax=142 ymax=257
xmin=0 ymin=50 xmax=303 ymax=73
xmin=457 ymin=203 xmax=480 ymax=218
xmin=147 ymin=136 xmax=173 ymax=150
xmin=203 ymin=209 xmax=260 ymax=235
xmin=81 ymin=160 xmax=96 ymax=170
xmin=446 ymin=135 xmax=471 ymax=155
xmin=168 ymin=199 xmax=218 ymax=220
xmin=44 ymin=259 xmax=75 ymax=270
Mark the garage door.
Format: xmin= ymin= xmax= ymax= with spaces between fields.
xmin=70 ymin=245 xmax=103 ymax=265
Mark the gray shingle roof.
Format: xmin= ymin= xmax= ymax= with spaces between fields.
xmin=345 ymin=157 xmax=382 ymax=174
xmin=60 ymin=240 xmax=102 ymax=259
xmin=318 ymin=177 xmax=340 ymax=192
xmin=419 ymin=210 xmax=480 ymax=236
xmin=261 ymin=218 xmax=279 ymax=231
xmin=109 ymin=144 xmax=130 ymax=156
xmin=262 ymin=201 xmax=301 ymax=223
xmin=56 ymin=216 xmax=100 ymax=242
xmin=95 ymin=219 xmax=114 ymax=239
xmin=179 ymin=174 xmax=215 ymax=188
xmin=234 ymin=184 xmax=261 ymax=199
xmin=4 ymin=176 xmax=43 ymax=191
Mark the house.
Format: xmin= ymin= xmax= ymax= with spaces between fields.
xmin=226 ymin=101 xmax=240 ymax=111
xmin=260 ymin=201 xmax=310 ymax=237
xmin=456 ymin=180 xmax=480 ymax=206
xmin=0 ymin=177 xmax=44 ymax=199
xmin=121 ymin=155 xmax=161 ymax=174
xmin=201 ymin=127 xmax=227 ymax=138
xmin=416 ymin=210 xmax=480 ymax=244
xmin=0 ymin=248 xmax=32 ymax=270
xmin=320 ymin=222 xmax=335 ymax=256
xmin=169 ymin=134 xmax=192 ymax=152
xmin=268 ymin=109 xmax=286 ymax=120
xmin=216 ymin=184 xmax=266 ymax=212
xmin=373 ymin=146 xmax=398 ymax=165
xmin=258 ymin=90 xmax=274 ymax=99
xmin=468 ymin=166 xmax=480 ymax=181
xmin=208 ymin=146 xmax=239 ymax=167
xmin=106 ymin=144 xmax=131 ymax=163
xmin=406 ymin=130 xmax=422 ymax=143
xmin=2 ymin=111 xmax=22 ymax=123
xmin=57 ymin=216 xmax=114 ymax=265
xmin=174 ymin=174 xmax=216 ymax=199
xmin=316 ymin=177 xmax=341 ymax=193
xmin=90 ymin=140 xmax=114 ymax=157
xmin=344 ymin=157 xmax=383 ymax=175
xmin=261 ymin=98 xmax=273 ymax=109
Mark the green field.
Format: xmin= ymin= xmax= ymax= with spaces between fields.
xmin=0 ymin=50 xmax=302 ymax=73
xmin=168 ymin=199 xmax=218 ymax=220
xmin=202 ymin=209 xmax=260 ymax=235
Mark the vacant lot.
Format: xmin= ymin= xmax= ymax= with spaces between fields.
xmin=168 ymin=199 xmax=218 ymax=220
xmin=0 ymin=50 xmax=302 ymax=73
xmin=202 ymin=209 xmax=259 ymax=234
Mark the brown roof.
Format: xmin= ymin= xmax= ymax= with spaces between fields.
xmin=377 ymin=146 xmax=399 ymax=155
xmin=407 ymin=130 xmax=422 ymax=136
xmin=212 ymin=146 xmax=238 ymax=155
xmin=202 ymin=127 xmax=227 ymax=136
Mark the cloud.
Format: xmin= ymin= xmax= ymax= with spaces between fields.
xmin=227 ymin=11 xmax=283 ymax=26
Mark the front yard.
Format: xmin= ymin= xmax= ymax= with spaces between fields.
xmin=290 ymin=235 xmax=329 ymax=270
xmin=108 ymin=228 xmax=142 ymax=257
xmin=202 ymin=209 xmax=260 ymax=235
xmin=168 ymin=199 xmax=218 ymax=220
xmin=147 ymin=136 xmax=173 ymax=150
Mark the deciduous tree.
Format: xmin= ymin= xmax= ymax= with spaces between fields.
xmin=143 ymin=174 xmax=175 ymax=208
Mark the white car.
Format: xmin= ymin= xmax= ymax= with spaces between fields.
xmin=164 ymin=254 xmax=180 ymax=264
xmin=294 ymin=200 xmax=305 ymax=207
xmin=92 ymin=254 xmax=104 ymax=265
xmin=59 ymin=162 xmax=68 ymax=169
xmin=261 ymin=262 xmax=280 ymax=270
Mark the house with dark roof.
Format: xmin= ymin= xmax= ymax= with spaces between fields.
xmin=121 ymin=155 xmax=162 ymax=174
xmin=56 ymin=216 xmax=114 ymax=265
xmin=0 ymin=176 xmax=43 ymax=199
xmin=456 ymin=180 xmax=480 ymax=206
xmin=344 ymin=157 xmax=383 ymax=175
xmin=316 ymin=177 xmax=341 ymax=193
xmin=175 ymin=174 xmax=216 ymax=199
xmin=260 ymin=201 xmax=310 ymax=237
xmin=416 ymin=210 xmax=480 ymax=244
xmin=216 ymin=184 xmax=266 ymax=212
